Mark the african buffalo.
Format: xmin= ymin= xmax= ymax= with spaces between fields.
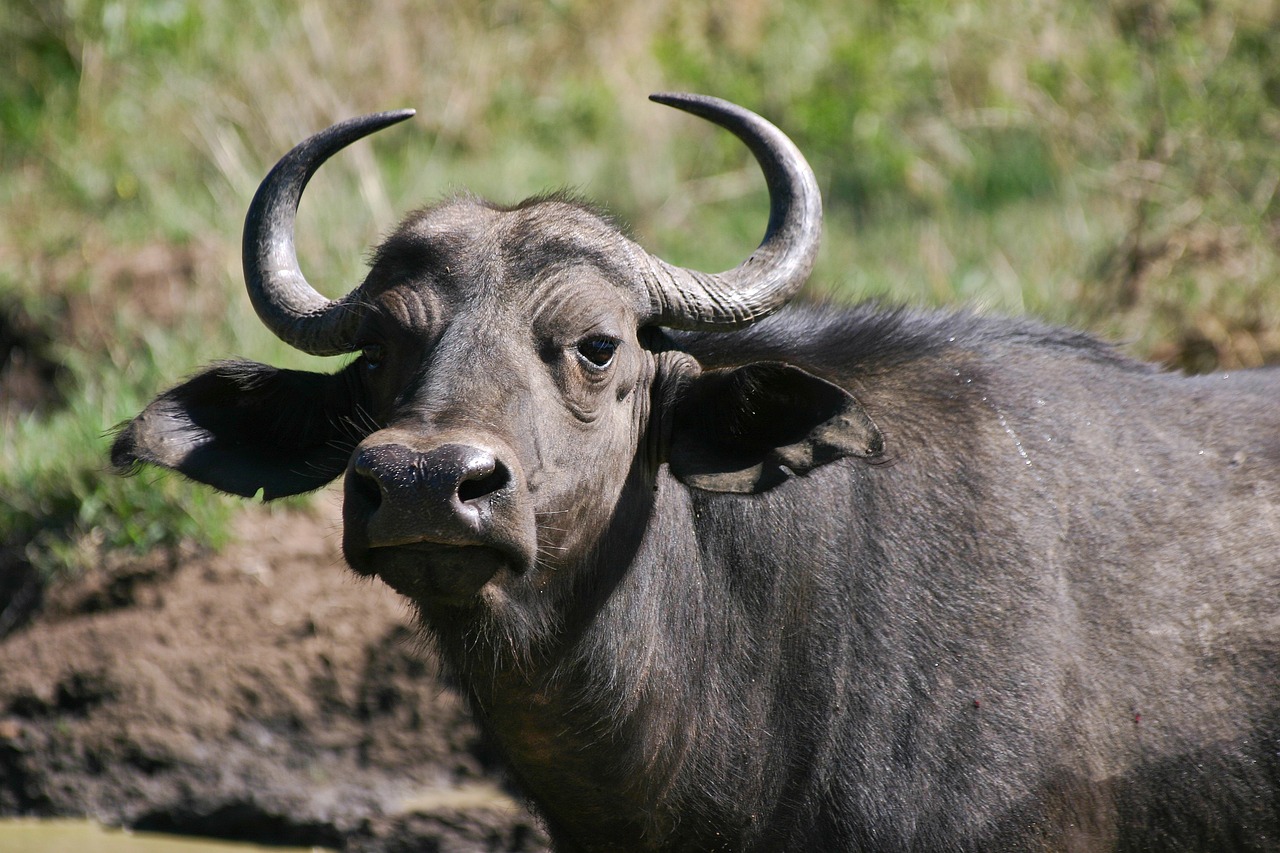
xmin=113 ymin=94 xmax=1279 ymax=851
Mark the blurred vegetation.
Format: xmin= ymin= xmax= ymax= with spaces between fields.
xmin=1 ymin=0 xmax=1277 ymax=588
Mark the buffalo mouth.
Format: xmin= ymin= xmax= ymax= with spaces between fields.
xmin=348 ymin=541 xmax=515 ymax=607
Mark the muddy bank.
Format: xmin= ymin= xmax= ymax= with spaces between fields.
xmin=0 ymin=491 xmax=548 ymax=852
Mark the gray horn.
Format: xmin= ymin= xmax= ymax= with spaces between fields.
xmin=244 ymin=97 xmax=817 ymax=349
xmin=644 ymin=93 xmax=822 ymax=330
xmin=242 ymin=110 xmax=415 ymax=356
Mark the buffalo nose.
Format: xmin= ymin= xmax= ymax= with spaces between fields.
xmin=350 ymin=442 xmax=513 ymax=547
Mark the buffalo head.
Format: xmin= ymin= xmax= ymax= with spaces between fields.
xmin=113 ymin=94 xmax=882 ymax=617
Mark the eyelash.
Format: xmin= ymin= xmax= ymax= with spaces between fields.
xmin=361 ymin=343 xmax=385 ymax=370
xmin=575 ymin=337 xmax=618 ymax=370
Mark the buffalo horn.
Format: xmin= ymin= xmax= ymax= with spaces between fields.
xmin=643 ymin=93 xmax=822 ymax=330
xmin=242 ymin=110 xmax=415 ymax=355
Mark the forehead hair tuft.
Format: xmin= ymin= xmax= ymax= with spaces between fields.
xmin=482 ymin=190 xmax=628 ymax=235
xmin=365 ymin=190 xmax=640 ymax=292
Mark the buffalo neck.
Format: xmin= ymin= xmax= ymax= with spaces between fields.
xmin=424 ymin=460 xmax=866 ymax=849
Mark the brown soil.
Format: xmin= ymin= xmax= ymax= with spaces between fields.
xmin=0 ymin=491 xmax=548 ymax=852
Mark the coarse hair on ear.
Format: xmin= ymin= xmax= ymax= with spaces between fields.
xmin=667 ymin=361 xmax=883 ymax=494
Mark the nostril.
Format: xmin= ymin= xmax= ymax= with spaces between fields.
xmin=458 ymin=460 xmax=511 ymax=503
xmin=353 ymin=442 xmax=512 ymax=511
xmin=351 ymin=464 xmax=384 ymax=512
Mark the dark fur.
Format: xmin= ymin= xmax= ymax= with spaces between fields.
xmin=114 ymin=205 xmax=1280 ymax=850
xmin=459 ymin=305 xmax=1280 ymax=850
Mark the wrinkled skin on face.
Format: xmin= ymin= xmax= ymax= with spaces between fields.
xmin=112 ymin=195 xmax=881 ymax=627
xmin=339 ymin=199 xmax=657 ymax=609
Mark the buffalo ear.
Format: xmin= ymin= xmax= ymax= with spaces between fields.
xmin=668 ymin=361 xmax=882 ymax=494
xmin=111 ymin=360 xmax=366 ymax=500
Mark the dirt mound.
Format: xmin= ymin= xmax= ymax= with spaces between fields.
xmin=0 ymin=491 xmax=547 ymax=852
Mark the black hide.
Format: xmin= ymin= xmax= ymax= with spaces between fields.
xmin=114 ymin=303 xmax=1280 ymax=851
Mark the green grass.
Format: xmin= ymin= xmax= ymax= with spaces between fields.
xmin=1 ymin=0 xmax=1277 ymax=576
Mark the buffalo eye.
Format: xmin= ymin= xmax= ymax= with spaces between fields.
xmin=575 ymin=336 xmax=618 ymax=370
xmin=361 ymin=343 xmax=385 ymax=371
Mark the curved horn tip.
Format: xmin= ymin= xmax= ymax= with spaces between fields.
xmin=327 ymin=109 xmax=417 ymax=140
xmin=648 ymin=92 xmax=728 ymax=114
xmin=351 ymin=108 xmax=417 ymax=134
xmin=649 ymin=91 xmax=694 ymax=105
xmin=375 ymin=108 xmax=416 ymax=123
